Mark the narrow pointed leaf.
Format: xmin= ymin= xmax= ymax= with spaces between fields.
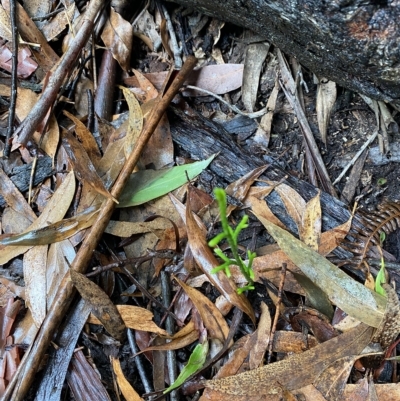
xmin=253 ymin=212 xmax=386 ymax=328
xmin=118 ymin=155 xmax=215 ymax=207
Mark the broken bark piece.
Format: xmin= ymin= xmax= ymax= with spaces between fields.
xmin=168 ymin=0 xmax=400 ymax=106
xmin=0 ymin=156 xmax=53 ymax=208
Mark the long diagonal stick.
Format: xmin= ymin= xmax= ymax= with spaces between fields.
xmin=10 ymin=56 xmax=197 ymax=401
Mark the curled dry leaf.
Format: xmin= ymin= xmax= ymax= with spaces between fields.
xmin=112 ymin=357 xmax=143 ymax=401
xmin=88 ymin=305 xmax=169 ymax=337
xmin=42 ymin=4 xmax=76 ymax=42
xmin=185 ymin=188 xmax=255 ymax=323
xmin=0 ymin=170 xmax=76 ymax=264
xmin=316 ymin=78 xmax=337 ymax=145
xmin=63 ymin=111 xmax=101 ymax=168
xmin=174 ymin=277 xmax=229 ymax=343
xmin=274 ymin=183 xmax=306 ymax=231
xmin=0 ymin=206 xmax=99 ymax=246
xmin=70 ymin=270 xmax=126 ymax=342
xmin=62 ymin=132 xmax=117 ymax=203
xmin=101 ymin=8 xmax=133 ymax=71
xmin=119 ymin=86 xmax=143 ymax=158
xmin=132 ymin=69 xmax=174 ymax=169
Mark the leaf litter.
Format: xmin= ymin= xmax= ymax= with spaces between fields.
xmin=0 ymin=2 xmax=399 ymax=401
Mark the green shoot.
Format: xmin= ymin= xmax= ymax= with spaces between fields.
xmin=375 ymin=231 xmax=387 ymax=296
xmin=209 ymin=188 xmax=256 ymax=294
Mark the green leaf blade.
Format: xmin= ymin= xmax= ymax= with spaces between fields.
xmin=118 ymin=155 xmax=215 ymax=207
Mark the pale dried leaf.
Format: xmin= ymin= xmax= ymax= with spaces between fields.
xmin=23 ymin=245 xmax=47 ymax=327
xmin=316 ymin=79 xmax=337 ymax=144
xmin=0 ymin=170 xmax=76 ymax=264
xmin=88 ymin=305 xmax=168 ymax=337
xmin=300 ymin=191 xmax=321 ymax=251
xmin=204 ymin=324 xmax=374 ymax=396
xmin=112 ymin=357 xmax=143 ymax=401
xmin=120 ymin=86 xmax=143 ymax=158
xmin=274 ymin=183 xmax=306 ymax=230
xmin=254 ymin=215 xmax=386 ymax=328
xmin=249 ymin=302 xmax=271 ymax=369
xmin=101 ymin=8 xmax=133 ymax=71
xmin=42 ymin=4 xmax=76 ymax=41
xmin=242 ymin=43 xmax=269 ymax=112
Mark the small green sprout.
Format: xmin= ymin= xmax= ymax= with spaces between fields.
xmin=208 ymin=188 xmax=256 ymax=294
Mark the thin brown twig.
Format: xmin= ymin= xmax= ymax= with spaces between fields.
xmin=267 ymin=263 xmax=287 ymax=364
xmin=14 ymin=0 xmax=106 ymax=148
xmin=4 ymin=0 xmax=18 ymax=158
xmin=9 ymin=55 xmax=198 ymax=401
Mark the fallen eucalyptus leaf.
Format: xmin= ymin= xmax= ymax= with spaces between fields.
xmin=253 ymin=213 xmax=386 ymax=328
xmin=118 ymin=155 xmax=215 ymax=207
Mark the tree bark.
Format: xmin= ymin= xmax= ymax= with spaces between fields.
xmin=169 ymin=0 xmax=400 ymax=106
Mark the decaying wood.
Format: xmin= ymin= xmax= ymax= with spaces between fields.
xmin=9 ymin=57 xmax=198 ymax=401
xmin=0 ymin=156 xmax=53 ymax=208
xmin=170 ymin=107 xmax=351 ymax=233
xmin=168 ymin=0 xmax=400 ymax=107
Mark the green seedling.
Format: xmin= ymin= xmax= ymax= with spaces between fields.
xmin=163 ymin=341 xmax=209 ymax=394
xmin=208 ymin=188 xmax=256 ymax=294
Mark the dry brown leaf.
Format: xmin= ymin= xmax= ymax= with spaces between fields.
xmin=88 ymin=305 xmax=168 ymax=337
xmin=112 ymin=357 xmax=143 ymax=401
xmin=242 ymin=43 xmax=269 ymax=112
xmin=132 ymin=69 xmax=174 ymax=168
xmin=160 ymin=18 xmax=173 ymax=59
xmin=184 ymin=189 xmax=255 ymax=323
xmin=126 ymin=64 xmax=244 ymax=96
xmin=120 ymin=86 xmax=143 ymax=158
xmin=300 ymin=191 xmax=321 ymax=250
xmin=204 ymin=324 xmax=374 ymax=397
xmin=316 ymin=78 xmax=337 ymax=145
xmin=0 ymin=45 xmax=37 ymax=78
xmin=249 ymin=302 xmax=271 ymax=369
xmin=63 ymin=110 xmax=101 ymax=168
xmin=0 ymin=84 xmax=37 ymax=124
xmin=249 ymin=196 xmax=287 ymax=229
xmin=174 ymin=277 xmax=229 ymax=343
xmin=274 ymin=183 xmax=306 ymax=230
xmin=271 ymin=331 xmax=318 ymax=353
xmin=105 ymin=219 xmax=172 ymax=237
xmin=0 ymin=3 xmax=13 ymax=41
xmin=314 ymin=355 xmax=359 ymax=401
xmin=46 ymin=240 xmax=75 ymax=308
xmin=101 ymin=8 xmax=133 ymax=71
xmin=62 ymin=132 xmax=117 ymax=203
xmin=0 ymin=170 xmax=76 ymax=264
xmin=70 ymin=270 xmax=126 ymax=341
xmin=8 ymin=0 xmax=59 ymax=76
xmin=253 ymin=75 xmax=279 ymax=148
xmin=23 ymin=245 xmax=47 ymax=327
xmin=0 ymin=168 xmax=36 ymax=224
xmin=224 ymin=165 xmax=268 ymax=216
xmin=42 ymin=4 xmax=76 ymax=42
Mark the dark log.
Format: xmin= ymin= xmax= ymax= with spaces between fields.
xmin=169 ymin=107 xmax=351 ymax=234
xmin=0 ymin=156 xmax=53 ymax=208
xmin=168 ymin=0 xmax=400 ymax=106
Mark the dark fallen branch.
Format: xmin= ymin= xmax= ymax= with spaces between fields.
xmin=169 ymin=106 xmax=351 ymax=233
